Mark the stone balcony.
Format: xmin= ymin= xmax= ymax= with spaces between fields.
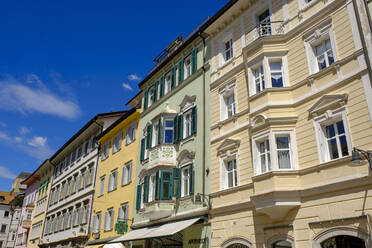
xmin=141 ymin=200 xmax=175 ymax=221
xmin=148 ymin=144 xmax=177 ymax=170
xmin=246 ymin=21 xmax=285 ymax=45
xmin=22 ymin=219 xmax=32 ymax=229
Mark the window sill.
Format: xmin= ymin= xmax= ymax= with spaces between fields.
xmin=97 ymin=194 xmax=103 ymax=198
xmin=108 ymin=188 xmax=117 ymax=193
xmin=125 ymin=139 xmax=135 ymax=146
xmin=180 ymin=135 xmax=195 ymax=145
xmin=299 ymin=0 xmax=320 ymax=12
xmin=103 ymin=229 xmax=113 ymax=232
xmin=218 ymin=57 xmax=235 ymax=72
xmin=112 ymin=148 xmax=121 ymax=155
xmin=121 ymin=181 xmax=131 ymax=187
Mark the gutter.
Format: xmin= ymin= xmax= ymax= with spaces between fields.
xmin=352 ymin=0 xmax=372 ymax=87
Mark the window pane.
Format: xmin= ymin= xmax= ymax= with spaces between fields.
xmin=271 ymin=72 xmax=283 ymax=87
xmin=325 ymin=124 xmax=336 ymax=138
xmin=339 ymin=135 xmax=349 ymax=157
xmin=165 ymin=120 xmax=174 ymax=128
xmin=278 ymin=151 xmax=291 ymax=169
xmin=228 ymin=171 xmax=233 ymax=188
xmin=336 ymin=121 xmax=345 ymax=134
xmin=328 ymin=138 xmax=339 ymax=159
xmin=164 ymin=130 xmax=173 ymax=143
xmin=327 ymin=50 xmax=334 ymax=65
xmin=276 ymin=137 xmax=289 ymax=149
xmin=261 ymin=154 xmax=266 ymax=173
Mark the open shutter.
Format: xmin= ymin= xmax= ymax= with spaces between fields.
xmin=136 ymin=185 xmax=142 ymax=210
xmin=160 ymin=76 xmax=165 ymax=98
xmin=173 ymin=168 xmax=181 ymax=198
xmin=144 ymin=89 xmax=149 ymax=110
xmin=189 ymin=164 xmax=194 ymax=195
xmin=157 ymin=119 xmax=162 ymax=145
xmin=178 ymin=114 xmax=184 ymax=140
xmin=191 ymin=106 xmax=197 ymax=134
xmin=174 ymin=116 xmax=179 ymax=142
xmin=153 ymin=82 xmax=158 ymax=102
xmin=178 ymin=60 xmax=184 ymax=83
xmin=140 ymin=138 xmax=145 ymax=161
xmin=192 ymin=48 xmax=198 ymax=73
xmin=171 ymin=67 xmax=176 ymax=89
xmin=155 ymin=171 xmax=160 ymax=200
xmin=146 ymin=125 xmax=152 ymax=149
xmin=144 ymin=176 xmax=149 ymax=203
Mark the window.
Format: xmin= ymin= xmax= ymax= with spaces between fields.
xmin=118 ymin=204 xmax=129 ymax=223
xmin=104 ymin=209 xmax=114 ymax=231
xmin=184 ymin=55 xmax=192 ymax=79
xmin=257 ymin=9 xmax=271 ymax=36
xmin=224 ymin=39 xmax=233 ymax=62
xmin=125 ymin=122 xmax=136 ymax=145
xmin=0 ymin=224 xmax=6 ymax=233
xmin=77 ymin=145 xmax=82 ymax=160
xmin=4 ymin=211 xmax=9 ymax=217
xmin=93 ymin=212 xmax=101 ymax=233
xmin=112 ymin=132 xmax=122 ymax=153
xmin=108 ymin=170 xmax=118 ymax=192
xmin=254 ymin=65 xmax=265 ymax=93
xmin=272 ymin=240 xmax=292 ymax=248
xmin=101 ymin=140 xmax=110 ymax=160
xmin=253 ymin=131 xmax=297 ymax=175
xmin=148 ymin=87 xmax=154 ymax=107
xmin=26 ymin=210 xmax=32 ymax=220
xmin=153 ymin=121 xmax=160 ymax=147
xmin=225 ymin=159 xmax=238 ymax=189
xmin=269 ymin=61 xmax=283 ymax=87
xmin=314 ymin=39 xmax=334 ymax=71
xmin=164 ymin=119 xmax=174 ymax=144
xmin=220 ymin=84 xmax=236 ymax=120
xmin=148 ymin=174 xmax=156 ymax=202
xmin=121 ymin=162 xmax=132 ymax=186
xmin=184 ymin=111 xmax=192 ymax=138
xmin=160 ymin=171 xmax=172 ymax=200
xmin=165 ymin=72 xmax=171 ymax=95
xmin=181 ymin=166 xmax=190 ymax=197
xmin=99 ymin=176 xmax=105 ymax=196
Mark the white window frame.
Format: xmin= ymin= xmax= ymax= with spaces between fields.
xmin=125 ymin=121 xmax=137 ymax=145
xmin=224 ymin=39 xmax=233 ymax=62
xmin=93 ymin=212 xmax=101 ymax=233
xmin=118 ymin=204 xmax=129 ymax=223
xmin=304 ymin=22 xmax=337 ymax=75
xmin=104 ymin=208 xmax=114 ymax=231
xmin=313 ymin=108 xmax=352 ymax=163
xmin=164 ymin=71 xmax=172 ymax=95
xmin=219 ymin=82 xmax=237 ymax=120
xmin=108 ymin=169 xmax=118 ymax=192
xmin=183 ymin=110 xmax=192 ymax=138
xmin=181 ymin=165 xmax=190 ymax=197
xmin=148 ymin=87 xmax=154 ymax=107
xmin=219 ymin=31 xmax=234 ymax=66
xmin=184 ymin=54 xmax=192 ymax=79
xmin=152 ymin=121 xmax=159 ymax=147
xmin=220 ymin=153 xmax=239 ymax=190
xmin=148 ymin=174 xmax=156 ymax=202
xmin=98 ymin=176 xmax=105 ymax=196
xmin=112 ymin=132 xmax=122 ymax=154
xmin=252 ymin=130 xmax=298 ymax=175
xmin=121 ymin=161 xmax=132 ymax=186
xmin=101 ymin=140 xmax=110 ymax=160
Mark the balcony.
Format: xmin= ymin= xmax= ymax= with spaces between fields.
xmin=141 ymin=201 xmax=174 ymax=221
xmin=246 ymin=21 xmax=284 ymax=45
xmin=22 ymin=219 xmax=32 ymax=229
xmin=148 ymin=144 xmax=176 ymax=170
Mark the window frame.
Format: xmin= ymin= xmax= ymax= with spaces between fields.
xmin=164 ymin=71 xmax=172 ymax=95
xmin=163 ymin=118 xmax=175 ymax=144
xmin=183 ymin=110 xmax=193 ymax=139
xmin=181 ymin=165 xmax=191 ymax=197
xmin=112 ymin=131 xmax=122 ymax=154
xmin=220 ymin=153 xmax=239 ymax=190
xmin=184 ymin=54 xmax=192 ymax=79
xmin=219 ymin=83 xmax=237 ymax=120
xmin=98 ymin=176 xmax=105 ymax=196
xmin=121 ymin=161 xmax=132 ymax=186
xmin=219 ymin=31 xmax=234 ymax=66
xmin=125 ymin=121 xmax=137 ymax=145
xmin=108 ymin=169 xmax=118 ymax=192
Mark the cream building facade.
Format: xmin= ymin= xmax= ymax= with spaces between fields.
xmin=206 ymin=0 xmax=372 ymax=247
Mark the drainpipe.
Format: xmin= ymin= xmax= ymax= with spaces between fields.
xmin=198 ymin=31 xmax=207 ymax=208
xmin=352 ymin=0 xmax=372 ymax=87
xmin=363 ymin=0 xmax=372 ymax=33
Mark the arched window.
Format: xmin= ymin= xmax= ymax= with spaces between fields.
xmin=272 ymin=240 xmax=292 ymax=248
xmin=312 ymin=226 xmax=369 ymax=248
xmin=321 ymin=235 xmax=365 ymax=248
xmin=221 ymin=237 xmax=253 ymax=248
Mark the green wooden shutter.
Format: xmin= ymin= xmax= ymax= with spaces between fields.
xmin=144 ymin=176 xmax=149 ymax=203
xmin=155 ymin=171 xmax=160 ymax=200
xmin=160 ymin=76 xmax=165 ymax=98
xmin=178 ymin=114 xmax=184 ymax=140
xmin=160 ymin=171 xmax=173 ymax=200
xmin=157 ymin=119 xmax=162 ymax=145
xmin=173 ymin=168 xmax=181 ymax=198
xmin=146 ymin=125 xmax=152 ymax=149
xmin=192 ymin=48 xmax=198 ymax=74
xmin=140 ymin=138 xmax=145 ymax=161
xmin=171 ymin=67 xmax=176 ymax=89
xmin=189 ymin=164 xmax=194 ymax=195
xmin=153 ymin=82 xmax=158 ymax=102
xmin=136 ymin=185 xmax=142 ymax=210
xmin=174 ymin=116 xmax=178 ymax=142
xmin=191 ymin=106 xmax=197 ymax=134
xmin=178 ymin=60 xmax=184 ymax=83
xmin=144 ymin=89 xmax=149 ymax=110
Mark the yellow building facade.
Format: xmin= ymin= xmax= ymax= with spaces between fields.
xmin=87 ymin=108 xmax=141 ymax=247
xmin=27 ymin=160 xmax=53 ymax=248
xmin=206 ymin=0 xmax=372 ymax=247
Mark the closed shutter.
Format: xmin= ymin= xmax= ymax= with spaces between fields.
xmin=191 ymin=106 xmax=197 ymax=134
xmin=154 ymin=82 xmax=158 ymax=102
xmin=144 ymin=89 xmax=149 ymax=110
xmin=174 ymin=116 xmax=178 ymax=142
xmin=189 ymin=163 xmax=194 ymax=195
xmin=157 ymin=119 xmax=162 ymax=145
xmin=192 ymin=48 xmax=198 ymax=74
xmin=155 ymin=171 xmax=160 ymax=200
xmin=144 ymin=176 xmax=149 ymax=203
xmin=178 ymin=60 xmax=184 ymax=83
xmin=171 ymin=67 xmax=176 ymax=89
xmin=140 ymin=138 xmax=145 ymax=161
xmin=178 ymin=114 xmax=184 ymax=140
xmin=160 ymin=76 xmax=165 ymax=98
xmin=146 ymin=124 xmax=152 ymax=149
xmin=173 ymin=168 xmax=181 ymax=198
xmin=136 ymin=185 xmax=141 ymax=210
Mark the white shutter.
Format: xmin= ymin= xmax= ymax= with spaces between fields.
xmin=92 ymin=215 xmax=97 ymax=232
xmin=221 ymin=161 xmax=226 ymax=190
xmin=124 ymin=205 xmax=129 ymax=223
xmin=128 ymin=163 xmax=132 ymax=183
xmin=117 ymin=132 xmax=122 ymax=150
xmin=113 ymin=171 xmax=117 ymax=190
xmin=104 ymin=212 xmax=108 ymax=230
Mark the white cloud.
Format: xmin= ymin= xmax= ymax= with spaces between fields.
xmin=0 ymin=166 xmax=17 ymax=180
xmin=0 ymin=75 xmax=80 ymax=119
xmin=19 ymin=126 xmax=30 ymax=135
xmin=122 ymin=83 xmax=133 ymax=91
xmin=128 ymin=74 xmax=141 ymax=81
xmin=28 ymin=136 xmax=47 ymax=147
xmin=0 ymin=131 xmax=11 ymax=142
xmin=0 ymin=122 xmax=7 ymax=128
xmin=14 ymin=136 xmax=22 ymax=143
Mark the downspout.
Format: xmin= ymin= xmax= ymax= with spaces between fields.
xmin=352 ymin=0 xmax=372 ymax=87
xmin=363 ymin=0 xmax=372 ymax=33
xmin=198 ymin=31 xmax=207 ymax=207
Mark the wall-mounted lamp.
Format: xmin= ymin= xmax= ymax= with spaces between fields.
xmin=351 ymin=147 xmax=372 ymax=169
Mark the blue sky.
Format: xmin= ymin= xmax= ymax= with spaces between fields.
xmin=0 ymin=0 xmax=226 ymax=190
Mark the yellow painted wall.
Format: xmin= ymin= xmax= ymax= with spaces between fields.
xmin=89 ymin=110 xmax=141 ymax=241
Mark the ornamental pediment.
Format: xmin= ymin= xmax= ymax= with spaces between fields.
xmin=308 ymin=94 xmax=348 ymax=117
xmin=217 ymin=139 xmax=240 ymax=153
xmin=177 ymin=149 xmax=195 ymax=165
xmin=179 ymin=95 xmax=196 ymax=112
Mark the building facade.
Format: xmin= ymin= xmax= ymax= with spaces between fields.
xmin=7 ymin=194 xmax=24 ymax=248
xmin=27 ymin=160 xmax=53 ymax=248
xmin=40 ymin=112 xmax=126 ymax=248
xmin=87 ymin=107 xmax=141 ymax=248
xmin=0 ymin=191 xmax=15 ymax=248
xmin=113 ymin=24 xmax=213 ymax=248
xmin=206 ymin=0 xmax=372 ymax=247
xmin=14 ymin=174 xmax=39 ymax=248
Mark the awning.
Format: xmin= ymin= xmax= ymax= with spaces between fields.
xmin=109 ymin=218 xmax=200 ymax=243
xmin=103 ymin=243 xmax=126 ymax=248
